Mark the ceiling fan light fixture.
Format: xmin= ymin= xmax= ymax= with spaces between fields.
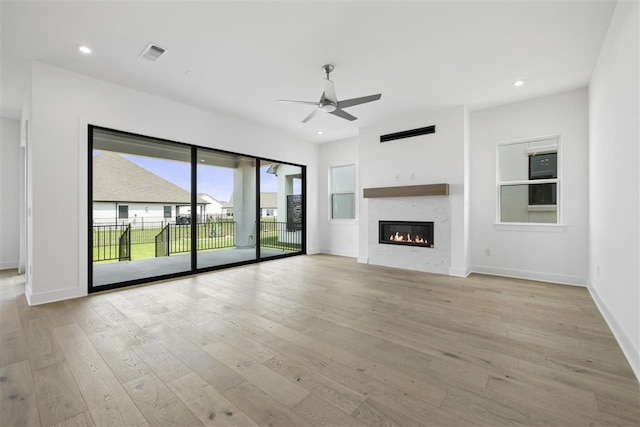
xmin=320 ymin=103 xmax=337 ymax=113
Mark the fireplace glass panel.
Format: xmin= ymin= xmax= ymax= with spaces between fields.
xmin=379 ymin=221 xmax=434 ymax=248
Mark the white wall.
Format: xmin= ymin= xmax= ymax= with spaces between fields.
xmin=588 ymin=0 xmax=639 ymax=379
xmin=470 ymin=89 xmax=589 ymax=286
xmin=26 ymin=62 xmax=319 ymax=305
xmin=357 ymin=106 xmax=468 ymax=275
xmin=318 ymin=137 xmax=359 ymax=258
xmin=0 ymin=117 xmax=20 ymax=269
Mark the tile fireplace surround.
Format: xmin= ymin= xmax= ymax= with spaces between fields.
xmin=365 ymin=184 xmax=450 ymax=274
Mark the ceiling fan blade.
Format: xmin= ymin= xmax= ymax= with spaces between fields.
xmin=277 ymin=99 xmax=321 ymax=106
xmin=323 ymin=78 xmax=337 ymax=103
xmin=337 ymin=94 xmax=382 ymax=109
xmin=329 ymin=108 xmax=358 ymax=121
xmin=302 ymin=108 xmax=320 ymax=123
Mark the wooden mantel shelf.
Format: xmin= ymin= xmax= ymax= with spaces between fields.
xmin=363 ymin=183 xmax=449 ymax=198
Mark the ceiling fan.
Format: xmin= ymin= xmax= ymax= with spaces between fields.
xmin=277 ymin=64 xmax=382 ymax=123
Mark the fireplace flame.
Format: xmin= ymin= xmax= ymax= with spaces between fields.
xmin=390 ymin=232 xmax=426 ymax=244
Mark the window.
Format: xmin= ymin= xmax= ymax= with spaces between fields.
xmin=330 ymin=164 xmax=355 ymax=219
xmin=498 ymin=137 xmax=559 ymax=224
xmin=163 ymin=205 xmax=172 ymax=218
xmin=118 ymin=205 xmax=128 ymax=219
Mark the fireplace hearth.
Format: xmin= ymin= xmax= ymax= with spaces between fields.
xmin=379 ymin=221 xmax=434 ymax=248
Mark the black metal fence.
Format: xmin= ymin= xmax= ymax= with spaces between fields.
xmin=260 ymin=221 xmax=302 ymax=252
xmin=118 ymin=224 xmax=131 ymax=261
xmin=93 ymin=223 xmax=130 ymax=262
xmin=153 ymin=222 xmax=236 ymax=257
xmin=155 ymin=224 xmax=170 ymax=257
xmin=197 ymin=221 xmax=235 ymax=251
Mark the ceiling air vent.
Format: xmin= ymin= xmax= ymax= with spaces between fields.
xmin=139 ymin=43 xmax=167 ymax=62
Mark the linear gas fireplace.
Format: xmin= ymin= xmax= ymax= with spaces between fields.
xmin=379 ymin=221 xmax=434 ymax=248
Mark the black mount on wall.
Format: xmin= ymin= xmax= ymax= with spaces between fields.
xmin=380 ymin=125 xmax=436 ymax=143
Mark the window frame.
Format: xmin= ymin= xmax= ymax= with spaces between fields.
xmin=163 ymin=205 xmax=172 ymax=219
xmin=118 ymin=204 xmax=129 ymax=220
xmin=329 ymin=164 xmax=356 ymax=221
xmin=496 ymin=135 xmax=561 ymax=226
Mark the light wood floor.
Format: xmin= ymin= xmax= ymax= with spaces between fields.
xmin=1 ymin=255 xmax=638 ymax=427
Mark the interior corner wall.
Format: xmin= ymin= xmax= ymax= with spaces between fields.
xmin=357 ymin=106 xmax=468 ymax=274
xmin=469 ymin=88 xmax=589 ymax=286
xmin=0 ymin=117 xmax=20 ymax=269
xmin=588 ymin=0 xmax=639 ymax=379
xmin=318 ymin=136 xmax=359 ymax=258
xmin=27 ymin=62 xmax=319 ymax=305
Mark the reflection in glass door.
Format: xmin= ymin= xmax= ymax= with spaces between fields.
xmin=196 ymin=149 xmax=256 ymax=269
xmin=259 ymin=160 xmax=303 ymax=259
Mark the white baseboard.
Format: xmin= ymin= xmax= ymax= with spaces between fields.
xmin=357 ymin=256 xmax=368 ymax=264
xmin=0 ymin=260 xmax=19 ymax=270
xmin=25 ymin=286 xmax=86 ymax=306
xmin=306 ymin=247 xmax=320 ymax=255
xmin=471 ymin=265 xmax=587 ymax=287
xmin=449 ymin=266 xmax=471 ymax=278
xmin=318 ymin=248 xmax=358 ymax=258
xmin=588 ymin=286 xmax=640 ymax=381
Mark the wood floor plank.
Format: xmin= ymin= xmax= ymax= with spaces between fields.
xmin=203 ymin=341 xmax=309 ymax=409
xmin=0 ymin=301 xmax=21 ymax=335
xmin=123 ymin=373 xmax=204 ymax=427
xmin=0 ymin=331 xmax=28 ymax=368
xmin=319 ymin=356 xmax=474 ymax=426
xmin=51 ymin=411 xmax=96 ymax=427
xmin=0 ymin=390 xmax=41 ymax=427
xmin=222 ymin=381 xmax=312 ymax=427
xmin=130 ymin=341 xmax=191 ymax=383
xmin=142 ymin=323 xmax=244 ymax=393
xmin=167 ymin=372 xmax=258 ymax=427
xmin=86 ymin=331 xmax=151 ymax=384
xmin=23 ymin=317 xmax=66 ymax=370
xmin=292 ymin=394 xmax=366 ymax=427
xmin=264 ymin=353 xmax=366 ymax=415
xmin=32 ymin=361 xmax=88 ymax=426
xmin=0 ymin=359 xmax=33 ymax=402
xmin=52 ymin=323 xmax=147 ymax=427
xmin=351 ymin=397 xmax=419 ymax=427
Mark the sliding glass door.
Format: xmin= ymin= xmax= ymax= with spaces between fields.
xmin=196 ymin=149 xmax=257 ymax=269
xmin=91 ymin=128 xmax=193 ymax=287
xmin=89 ymin=126 xmax=305 ymax=292
xmin=259 ymin=160 xmax=303 ymax=259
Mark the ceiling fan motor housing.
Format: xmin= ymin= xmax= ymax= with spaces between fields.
xmin=320 ymin=102 xmax=337 ymax=112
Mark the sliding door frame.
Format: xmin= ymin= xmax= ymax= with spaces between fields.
xmin=88 ymin=124 xmax=306 ymax=294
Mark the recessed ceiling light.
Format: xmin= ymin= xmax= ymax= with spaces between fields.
xmin=514 ymin=80 xmax=525 ymax=87
xmin=317 ymin=130 xmax=324 ymax=135
xmin=78 ymin=45 xmax=92 ymax=54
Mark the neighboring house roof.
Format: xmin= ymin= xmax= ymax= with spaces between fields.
xmin=198 ymin=193 xmax=228 ymax=207
xmin=224 ymin=192 xmax=278 ymax=209
xmin=93 ymin=151 xmax=207 ymax=204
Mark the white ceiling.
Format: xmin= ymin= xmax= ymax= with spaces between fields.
xmin=0 ymin=1 xmax=616 ymax=142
